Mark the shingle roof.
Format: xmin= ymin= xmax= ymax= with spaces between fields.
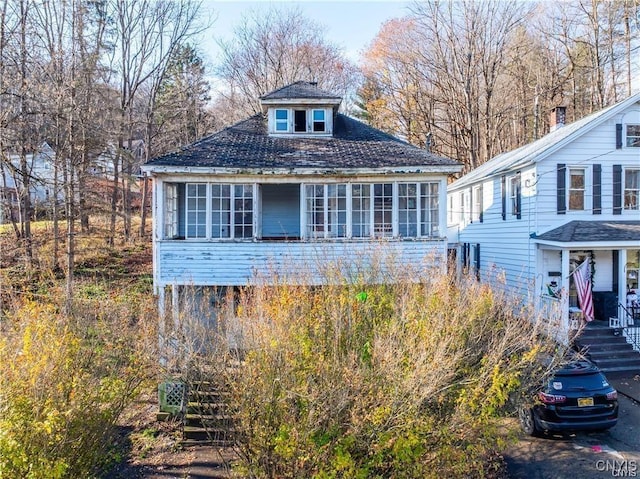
xmin=534 ymin=220 xmax=640 ymax=243
xmin=145 ymin=113 xmax=461 ymax=171
xmin=260 ymin=81 xmax=341 ymax=101
xmin=449 ymin=93 xmax=640 ymax=190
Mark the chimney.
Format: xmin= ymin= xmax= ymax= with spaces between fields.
xmin=549 ymin=106 xmax=566 ymax=132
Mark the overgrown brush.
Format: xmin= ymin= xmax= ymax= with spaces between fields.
xmin=186 ymin=261 xmax=564 ymax=478
xmin=0 ymin=291 xmax=157 ymax=478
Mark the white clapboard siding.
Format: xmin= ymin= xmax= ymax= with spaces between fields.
xmin=156 ymin=239 xmax=447 ymax=287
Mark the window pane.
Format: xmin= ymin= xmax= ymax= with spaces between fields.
xmin=211 ymin=184 xmax=231 ymax=238
xmin=398 ymin=183 xmax=417 ymax=237
xmin=294 ymin=110 xmax=306 ymax=132
xmin=373 ymin=183 xmax=393 ymax=237
xmin=276 ymin=110 xmax=288 ymax=120
xmin=626 ymin=125 xmax=640 ymax=147
xmin=327 ymin=184 xmax=347 ymax=237
xmin=313 ymin=110 xmax=326 ymax=132
xmin=421 ymin=183 xmax=439 ymax=236
xmin=186 ymin=183 xmax=207 ymax=238
xmin=306 ymin=184 xmax=325 ymax=237
xmin=569 ymin=169 xmax=585 ymax=210
xmin=275 ymin=109 xmax=288 ymax=132
xmin=625 ymin=169 xmax=640 ymax=210
xmin=352 ymin=184 xmax=370 ymax=237
xmin=233 ymin=184 xmax=253 ymax=238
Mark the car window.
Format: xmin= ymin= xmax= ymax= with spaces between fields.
xmin=548 ymin=372 xmax=609 ymax=391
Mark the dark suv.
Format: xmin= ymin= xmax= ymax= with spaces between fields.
xmin=519 ymin=361 xmax=618 ymax=435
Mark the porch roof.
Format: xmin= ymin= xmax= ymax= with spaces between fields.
xmin=143 ymin=114 xmax=461 ymax=173
xmin=532 ymin=220 xmax=640 ymax=244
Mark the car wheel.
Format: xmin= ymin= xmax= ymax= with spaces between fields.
xmin=519 ymin=408 xmax=539 ymax=436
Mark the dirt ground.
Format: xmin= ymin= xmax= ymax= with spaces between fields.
xmin=106 ymin=395 xmax=236 ymax=479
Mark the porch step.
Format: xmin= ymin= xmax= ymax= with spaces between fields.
xmin=181 ymin=376 xmax=237 ymax=446
xmin=574 ymin=324 xmax=640 ymax=377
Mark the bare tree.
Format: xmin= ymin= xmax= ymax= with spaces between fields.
xmin=105 ymin=0 xmax=203 ymax=245
xmin=215 ymin=6 xmax=359 ymax=121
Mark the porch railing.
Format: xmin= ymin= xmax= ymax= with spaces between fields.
xmin=619 ymin=302 xmax=640 ymax=352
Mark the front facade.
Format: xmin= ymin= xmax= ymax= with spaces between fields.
xmin=447 ymin=94 xmax=640 ymax=343
xmin=143 ymin=82 xmax=462 ymax=328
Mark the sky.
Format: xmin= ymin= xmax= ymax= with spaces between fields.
xmin=197 ymin=1 xmax=412 ymax=67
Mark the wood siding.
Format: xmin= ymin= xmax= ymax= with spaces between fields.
xmin=155 ymin=239 xmax=447 ymax=288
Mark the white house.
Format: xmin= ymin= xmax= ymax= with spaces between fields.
xmin=1 ymin=142 xmax=59 ymax=223
xmin=142 ymin=82 xmax=462 ymax=329
xmin=447 ymin=93 xmax=640 ymax=345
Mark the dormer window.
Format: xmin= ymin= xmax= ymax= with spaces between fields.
xmin=312 ymin=109 xmax=326 ymax=132
xmin=275 ymin=109 xmax=289 ymax=132
xmin=269 ymin=107 xmax=331 ymax=135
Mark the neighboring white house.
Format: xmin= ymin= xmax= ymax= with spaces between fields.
xmin=141 ymin=81 xmax=462 ymax=328
xmin=0 ymin=142 xmax=59 ymax=223
xmin=447 ymin=93 xmax=640 ymax=342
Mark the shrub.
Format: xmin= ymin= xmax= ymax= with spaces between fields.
xmin=0 ymin=299 xmax=154 ymax=479
xmin=201 ymin=264 xmax=563 ymax=478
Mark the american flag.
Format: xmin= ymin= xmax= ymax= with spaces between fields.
xmin=573 ymin=259 xmax=594 ymax=322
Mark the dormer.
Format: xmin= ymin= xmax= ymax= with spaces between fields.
xmin=260 ymin=81 xmax=342 ymax=137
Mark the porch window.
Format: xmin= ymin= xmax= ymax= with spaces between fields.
xmin=420 ymin=182 xmax=440 ymax=236
xmin=164 ymin=183 xmax=178 ymax=239
xmin=568 ymin=167 xmax=585 ymax=210
xmin=399 ymin=184 xmax=418 ymax=237
xmin=373 ymin=183 xmax=393 ymax=237
xmin=211 ymin=185 xmax=231 ymax=238
xmin=305 ymin=184 xmax=347 ymax=238
xmin=625 ymin=168 xmax=639 ymax=210
xmin=627 ymin=125 xmax=640 ymax=147
xmin=183 ymin=183 xmax=253 ymax=240
xmin=233 ymin=185 xmax=253 ymax=238
xmin=275 ymin=109 xmax=289 ymax=132
xmin=352 ymin=184 xmax=371 ymax=238
xmin=294 ymin=110 xmax=307 ymax=132
xmin=186 ymin=183 xmax=207 ymax=238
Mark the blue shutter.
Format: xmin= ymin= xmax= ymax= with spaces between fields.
xmin=613 ymin=164 xmax=622 ymax=214
xmin=557 ymin=164 xmax=566 ymax=215
xmin=616 ymin=124 xmax=623 ymax=149
xmin=593 ymin=164 xmax=601 ymax=214
xmin=501 ymin=176 xmax=506 ymax=220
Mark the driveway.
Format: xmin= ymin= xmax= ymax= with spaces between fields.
xmin=505 ymin=381 xmax=640 ymax=479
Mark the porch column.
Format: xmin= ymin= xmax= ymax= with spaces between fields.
xmin=560 ymin=249 xmax=570 ymax=341
xmin=619 ymin=249 xmax=627 ymax=324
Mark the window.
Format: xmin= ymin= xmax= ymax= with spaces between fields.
xmin=186 ymin=183 xmax=207 ymax=238
xmin=312 ymin=109 xmax=326 ymax=132
xmin=294 ymin=110 xmax=307 ymax=132
xmin=509 ymin=175 xmax=521 ymax=217
xmin=211 ymin=184 xmax=231 ymax=238
xmin=373 ymin=183 xmax=393 ymax=237
xmin=472 ymin=185 xmax=482 ymax=222
xmin=352 ymin=184 xmax=371 ymax=237
xmin=164 ymin=183 xmax=178 ymax=238
xmin=306 ymin=184 xmax=325 ymax=237
xmin=627 ymin=125 xmax=640 ymax=147
xmin=272 ymin=108 xmax=329 ymax=134
xmin=327 ymin=184 xmax=347 ymax=237
xmin=420 ymin=182 xmax=440 ymax=236
xmin=183 ymin=183 xmax=253 ymax=240
xmin=568 ymin=168 xmax=585 ymax=210
xmin=275 ymin=109 xmax=289 ymax=132
xmin=234 ymin=185 xmax=253 ymax=238
xmin=398 ymin=184 xmax=418 ymax=237
xmin=625 ymin=169 xmax=639 ymax=210
xmin=305 ymin=184 xmax=347 ymax=238
xmin=459 ymin=191 xmax=466 ymax=223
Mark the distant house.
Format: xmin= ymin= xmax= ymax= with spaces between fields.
xmin=142 ymin=81 xmax=462 ymax=329
xmin=0 ymin=142 xmax=59 ymax=223
xmin=447 ymin=93 xmax=640 ymax=343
